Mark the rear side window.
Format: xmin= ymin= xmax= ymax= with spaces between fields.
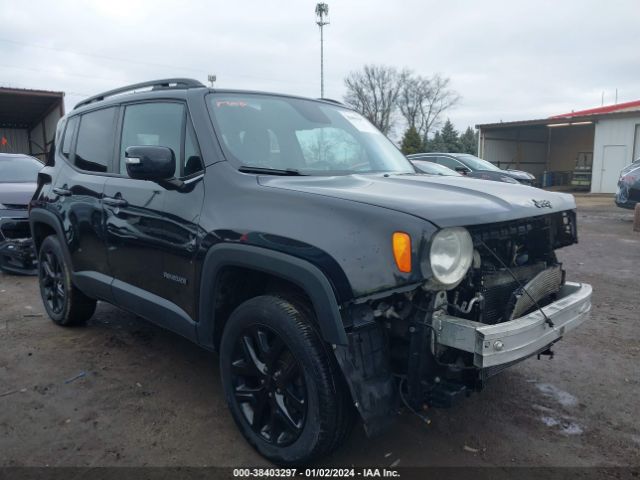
xmin=61 ymin=116 xmax=79 ymax=158
xmin=119 ymin=102 xmax=184 ymax=177
xmin=438 ymin=156 xmax=463 ymax=170
xmin=75 ymin=108 xmax=117 ymax=173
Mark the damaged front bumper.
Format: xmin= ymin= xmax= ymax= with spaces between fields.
xmin=0 ymin=238 xmax=38 ymax=275
xmin=432 ymin=281 xmax=592 ymax=373
xmin=0 ymin=216 xmax=38 ymax=275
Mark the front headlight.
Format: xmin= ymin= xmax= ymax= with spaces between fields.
xmin=425 ymin=227 xmax=473 ymax=287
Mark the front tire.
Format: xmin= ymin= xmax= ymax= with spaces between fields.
xmin=220 ymin=295 xmax=352 ymax=465
xmin=38 ymin=235 xmax=96 ymax=326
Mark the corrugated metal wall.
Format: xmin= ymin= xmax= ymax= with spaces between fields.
xmin=28 ymin=122 xmax=45 ymax=157
xmin=547 ymin=124 xmax=594 ymax=171
xmin=592 ymin=115 xmax=640 ymax=193
xmin=0 ymin=92 xmax=64 ymax=160
xmin=480 ymin=126 xmax=548 ymax=178
xmin=0 ymin=128 xmax=29 ymax=154
xmin=0 ymin=108 xmax=62 ymax=160
xmin=28 ymin=108 xmax=62 ymax=159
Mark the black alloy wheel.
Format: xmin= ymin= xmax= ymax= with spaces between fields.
xmin=37 ymin=235 xmax=96 ymax=326
xmin=220 ymin=295 xmax=354 ymax=465
xmin=230 ymin=324 xmax=307 ymax=447
xmin=40 ymin=249 xmax=65 ymax=315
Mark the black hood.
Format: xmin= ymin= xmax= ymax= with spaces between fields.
xmin=258 ymin=173 xmax=575 ymax=228
xmin=0 ymin=182 xmax=37 ymax=208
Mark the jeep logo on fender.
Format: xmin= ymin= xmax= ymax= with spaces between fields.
xmin=163 ymin=272 xmax=187 ymax=285
xmin=532 ymin=199 xmax=553 ymax=208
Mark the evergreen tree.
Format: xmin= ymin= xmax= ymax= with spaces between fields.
xmin=400 ymin=125 xmax=424 ymax=155
xmin=459 ymin=126 xmax=478 ymax=155
xmin=425 ymin=130 xmax=446 ymax=152
xmin=440 ymin=119 xmax=460 ymax=152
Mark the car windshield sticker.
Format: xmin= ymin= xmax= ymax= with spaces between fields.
xmin=339 ymin=110 xmax=381 ymax=135
xmin=216 ymin=100 xmax=248 ymax=108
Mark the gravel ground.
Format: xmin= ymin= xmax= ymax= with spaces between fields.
xmin=1 ymin=195 xmax=639 ymax=468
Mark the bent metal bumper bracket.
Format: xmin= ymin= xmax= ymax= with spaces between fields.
xmin=432 ymin=282 xmax=592 ymax=369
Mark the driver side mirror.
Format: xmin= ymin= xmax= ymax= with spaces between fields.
xmin=455 ymin=166 xmax=471 ymax=175
xmin=125 ymin=146 xmax=175 ymax=181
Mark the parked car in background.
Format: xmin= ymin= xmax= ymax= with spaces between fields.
xmin=615 ymin=158 xmax=640 ymax=209
xmin=619 ymin=158 xmax=640 ymax=178
xmin=410 ymin=160 xmax=461 ymax=176
xmin=0 ymin=153 xmax=42 ymax=274
xmin=407 ymin=152 xmax=536 ymax=185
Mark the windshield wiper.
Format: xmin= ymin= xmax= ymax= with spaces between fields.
xmin=238 ymin=166 xmax=305 ymax=176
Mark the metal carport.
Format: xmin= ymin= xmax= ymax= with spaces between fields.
xmin=0 ymin=87 xmax=65 ymax=161
xmin=477 ymin=100 xmax=640 ymax=193
xmin=476 ymin=116 xmax=595 ymax=190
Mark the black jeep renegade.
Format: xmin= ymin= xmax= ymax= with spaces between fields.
xmin=29 ymin=79 xmax=592 ymax=465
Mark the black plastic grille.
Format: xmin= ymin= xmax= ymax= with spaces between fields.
xmin=0 ymin=219 xmax=31 ymax=240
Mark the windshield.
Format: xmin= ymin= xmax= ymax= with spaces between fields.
xmin=621 ymin=159 xmax=640 ymax=175
xmin=207 ymin=94 xmax=414 ymax=175
xmin=456 ymin=154 xmax=501 ymax=172
xmin=0 ymin=155 xmax=43 ymax=182
xmin=412 ymin=161 xmax=460 ymax=176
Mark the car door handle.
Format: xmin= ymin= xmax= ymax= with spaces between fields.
xmin=53 ymin=187 xmax=72 ymax=196
xmin=103 ymin=196 xmax=129 ymax=208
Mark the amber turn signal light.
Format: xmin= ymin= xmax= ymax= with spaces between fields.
xmin=392 ymin=232 xmax=411 ymax=273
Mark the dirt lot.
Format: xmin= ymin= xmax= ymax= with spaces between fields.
xmin=1 ymin=195 xmax=639 ymax=468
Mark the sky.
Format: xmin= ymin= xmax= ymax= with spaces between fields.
xmin=1 ymin=0 xmax=639 ymax=139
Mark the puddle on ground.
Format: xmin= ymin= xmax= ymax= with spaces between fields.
xmin=540 ymin=416 xmax=559 ymax=427
xmin=532 ymin=403 xmax=554 ymax=413
xmin=539 ymin=415 xmax=583 ymax=435
xmin=535 ymin=383 xmax=578 ymax=407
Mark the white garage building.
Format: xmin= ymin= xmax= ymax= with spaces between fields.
xmin=476 ymin=100 xmax=640 ymax=193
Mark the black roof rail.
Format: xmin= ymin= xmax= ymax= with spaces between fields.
xmin=74 ymin=78 xmax=205 ymax=110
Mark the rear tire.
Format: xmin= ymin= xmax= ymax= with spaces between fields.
xmin=220 ymin=295 xmax=353 ymax=465
xmin=38 ymin=235 xmax=96 ymax=326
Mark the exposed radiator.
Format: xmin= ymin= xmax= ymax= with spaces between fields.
xmin=480 ymin=262 xmax=561 ymax=324
xmin=505 ymin=264 xmax=563 ymax=320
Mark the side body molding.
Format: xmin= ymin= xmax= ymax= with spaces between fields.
xmin=198 ymin=243 xmax=348 ymax=349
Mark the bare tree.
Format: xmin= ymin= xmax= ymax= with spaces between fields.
xmin=398 ymin=73 xmax=460 ymax=143
xmin=417 ymin=74 xmax=460 ymax=143
xmin=344 ymin=66 xmax=460 ymax=142
xmin=343 ymin=65 xmax=408 ymax=135
xmin=398 ymin=74 xmax=430 ymax=132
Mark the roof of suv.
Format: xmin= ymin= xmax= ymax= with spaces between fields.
xmin=407 ymin=153 xmax=461 ymax=158
xmin=72 ymin=78 xmax=348 ymax=115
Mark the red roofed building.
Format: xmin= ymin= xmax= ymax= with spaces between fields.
xmin=476 ymin=100 xmax=640 ymax=193
xmin=551 ymin=99 xmax=640 ymax=119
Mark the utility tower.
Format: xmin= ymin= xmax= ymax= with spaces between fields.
xmin=315 ymin=3 xmax=330 ymax=98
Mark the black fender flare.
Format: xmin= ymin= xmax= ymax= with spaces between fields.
xmin=197 ymin=243 xmax=348 ymax=349
xmin=29 ymin=208 xmax=73 ymax=267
